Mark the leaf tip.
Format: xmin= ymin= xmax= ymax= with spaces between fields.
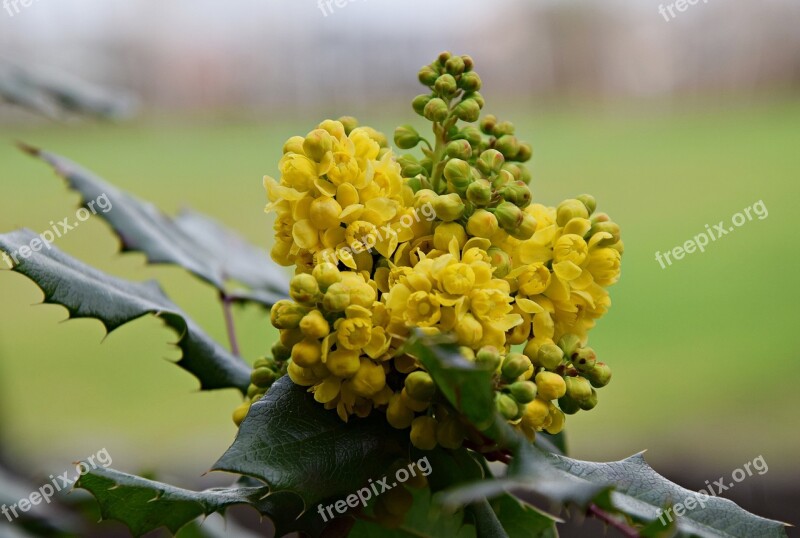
xmin=15 ymin=140 xmax=41 ymax=157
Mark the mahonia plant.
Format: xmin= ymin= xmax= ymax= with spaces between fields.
xmin=0 ymin=51 xmax=787 ymax=538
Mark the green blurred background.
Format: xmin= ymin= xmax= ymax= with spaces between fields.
xmin=1 ymin=0 xmax=799 ymax=532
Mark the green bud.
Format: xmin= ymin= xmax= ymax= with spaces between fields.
xmin=312 ymin=262 xmax=342 ymax=292
xmin=509 ymin=381 xmax=538 ymax=404
xmin=443 ymin=159 xmax=473 ymax=194
xmin=412 ymin=94 xmax=433 ymax=116
xmin=501 ymin=352 xmax=532 ymax=381
xmin=251 ymin=367 xmax=276 ymax=388
xmin=508 ymin=212 xmax=537 ymax=240
xmin=432 ymin=193 xmax=466 ymax=222
xmin=466 ymin=178 xmax=493 ymax=207
xmin=487 ymin=246 xmax=511 ymax=278
xmin=556 ymin=199 xmax=590 ymax=227
xmin=418 ymin=65 xmax=439 ymax=86
xmin=457 ymin=125 xmax=483 ymax=146
xmin=558 ymin=394 xmax=581 ymax=415
xmin=322 ymin=282 xmax=350 ymax=312
xmin=477 ymin=149 xmax=505 ymax=175
xmin=565 ymin=376 xmax=593 ymax=402
xmin=491 ymin=169 xmax=514 ymax=190
xmin=495 ymin=135 xmax=520 ymax=159
xmin=419 ymin=157 xmax=434 ymax=175
xmin=405 ymin=371 xmax=436 ymax=401
xmin=475 ymin=345 xmax=502 ymax=371
xmin=437 ymin=51 xmax=452 ymax=66
xmin=586 ymin=362 xmax=612 ymax=388
xmin=537 ymin=344 xmax=565 ymax=370
xmin=338 ymin=116 xmax=359 ymax=134
xmin=590 ymin=221 xmax=621 ymax=247
xmin=572 ymin=347 xmax=597 ymax=372
xmin=302 ymin=129 xmax=333 ymax=161
xmin=576 ymin=194 xmax=597 ymax=215
xmin=461 ymin=54 xmax=475 ymax=71
xmin=558 ymin=334 xmax=582 ymax=357
xmin=407 ymin=176 xmax=432 ymax=192
xmin=518 ymin=164 xmax=532 ymax=184
xmin=270 ymin=300 xmax=307 ymax=330
xmin=271 ymin=341 xmax=291 ymax=362
xmin=445 ymin=55 xmax=466 ymax=76
xmin=480 ymin=114 xmax=497 ymax=135
xmin=500 ymin=182 xmax=532 ymax=208
xmin=495 ymin=201 xmax=524 ymax=232
xmin=434 ymin=74 xmax=458 ymax=97
xmin=579 ymin=389 xmax=598 ymax=411
xmin=500 ymin=163 xmax=523 ymax=182
xmin=423 ymin=98 xmax=449 ymax=122
xmin=515 ymin=142 xmax=533 ymax=162
xmin=496 ymin=393 xmax=519 ymax=420
xmin=289 ymin=273 xmax=320 ymax=305
xmin=467 ymin=91 xmax=485 ymax=109
xmin=492 ymin=120 xmax=515 ymax=136
xmin=398 ymin=154 xmax=425 ymax=177
xmin=246 ymin=383 xmax=261 ymax=399
xmin=446 ymin=140 xmax=472 ymax=160
xmin=394 ymin=124 xmax=421 ymax=149
xmin=459 ymin=71 xmax=482 ymax=92
xmin=454 ymin=99 xmax=481 ymax=122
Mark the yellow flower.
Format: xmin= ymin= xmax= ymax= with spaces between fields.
xmin=336 ymin=317 xmax=373 ymax=350
xmin=406 ymin=291 xmax=441 ymax=326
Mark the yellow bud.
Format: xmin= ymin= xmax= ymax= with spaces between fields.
xmin=299 ymin=310 xmax=330 ymax=339
xmin=289 ymin=274 xmax=320 ymax=305
xmin=433 ymin=222 xmax=467 ymax=251
xmin=291 ymin=337 xmax=321 ymax=368
xmin=545 ymin=407 xmax=565 ymax=435
xmin=303 ymin=129 xmax=333 ymax=161
xmin=270 ymin=300 xmax=307 ymax=330
xmin=557 ymin=199 xmax=590 ymax=227
xmin=326 ymin=348 xmax=361 ymax=377
xmin=387 ymin=393 xmax=415 ymax=429
xmin=404 ymin=371 xmax=436 ymax=401
xmin=350 ymin=358 xmax=386 ymax=398
xmin=323 ymin=282 xmax=351 ymax=312
xmin=311 ymin=262 xmax=342 ymax=292
xmin=436 ymin=417 xmax=466 ymax=449
xmin=410 ymin=416 xmax=438 ymax=450
xmin=282 ymin=135 xmax=305 ymax=155
xmin=466 ymin=209 xmax=499 ymax=238
xmin=535 ymin=371 xmax=567 ymax=401
xmin=309 ymin=197 xmax=342 ymax=230
xmin=232 ymin=402 xmax=250 ymax=426
xmin=401 ymin=388 xmax=431 ymax=412
xmin=338 ymin=115 xmax=359 ymax=134
xmin=523 ymin=398 xmax=551 ymax=429
xmin=432 ymin=193 xmax=465 ymax=222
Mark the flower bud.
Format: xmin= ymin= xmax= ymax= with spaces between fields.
xmin=492 ymin=120 xmax=515 ymax=137
xmin=312 ymin=262 xmax=342 ymax=292
xmin=572 ymin=347 xmax=597 ymax=372
xmin=509 ymin=381 xmax=538 ymax=404
xmin=251 ymin=367 xmax=276 ymax=388
xmin=437 ymin=51 xmax=452 ymax=65
xmin=445 ymin=55 xmax=466 ymax=76
xmin=476 ymin=345 xmax=502 ymax=371
xmin=454 ymin=99 xmax=481 ymax=123
xmin=467 ymin=91 xmax=485 ymax=109
xmin=405 ymin=371 xmax=436 ymax=401
xmin=500 ymin=182 xmax=532 ymax=208
xmin=480 ymin=114 xmax=497 ymax=135
xmin=515 ymin=142 xmax=533 ymax=162
xmin=501 ymin=352 xmax=532 ymax=381
xmin=338 ymin=115 xmax=359 ymax=134
xmin=302 ymin=129 xmax=333 ymax=161
xmin=495 ymin=201 xmax=524 ymax=231
xmin=432 ymin=193 xmax=466 ymax=222
xmin=387 ymin=393 xmax=415 ymax=429
xmin=545 ymin=407 xmax=565 ymax=435
xmin=443 ymin=159 xmax=473 ymax=194
xmin=394 ymin=125 xmax=421 ymax=149
xmin=586 ymin=362 xmax=612 ymax=388
xmin=410 ymin=416 xmax=438 ymax=450
xmin=290 ymin=274 xmax=321 ymax=305
xmin=459 ymin=71 xmax=481 ymax=92
xmin=270 ymin=300 xmax=307 ymax=330
xmin=496 ymin=393 xmax=519 ymax=421
xmin=590 ymin=221 xmax=621 ymax=247
xmin=466 ymin=179 xmax=493 ymax=207
xmin=433 ymin=222 xmax=467 ymax=251
xmin=291 ymin=337 xmax=322 ymax=368
xmin=437 ymin=417 xmax=466 ymax=449
xmin=461 ymin=54 xmax=475 ymax=71
xmin=398 ymin=154 xmax=426 ymax=177
xmin=579 ymin=389 xmax=598 ymax=411
xmin=418 ymin=65 xmax=439 ymax=86
xmin=309 ymin=197 xmax=343 ymax=230
xmin=424 ymin=98 xmax=449 ymax=122
xmin=508 ymin=212 xmax=537 ymax=240
xmin=233 ymin=402 xmax=251 ymax=426
xmin=412 ymin=94 xmax=433 ymax=116
xmin=434 ymin=74 xmax=458 ymax=97
xmin=495 ymin=135 xmax=520 ymax=159
xmin=280 ymin=327 xmax=304 ymax=348
xmin=299 ymin=309 xmax=330 ymax=339
xmin=477 ymin=149 xmax=505 ymax=175
xmin=556 ymin=199 xmax=590 ymax=227
xmin=271 ymin=341 xmax=291 ymax=362
xmin=458 ymin=125 xmax=483 ymax=146
xmin=576 ymin=194 xmax=597 ymax=215
xmin=537 ymin=344 xmax=565 ymax=371
xmin=487 ymin=247 xmax=511 ymax=278
xmin=558 ymin=333 xmax=582 ymax=357
xmin=282 ymin=136 xmax=305 ymax=155
xmin=466 ymin=209 xmax=499 ymax=239
xmin=351 ymin=359 xmax=387 ymax=398
xmin=322 ymin=282 xmax=351 ymax=312
xmin=535 ymin=371 xmax=567 ymax=401
xmin=446 ymin=140 xmax=472 ymax=160
xmin=558 ymin=394 xmax=581 ymax=415
xmin=565 ymin=376 xmax=592 ymax=403
xmin=401 ymin=388 xmax=431 ymax=412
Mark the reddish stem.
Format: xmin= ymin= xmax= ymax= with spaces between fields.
xmin=587 ymin=504 xmax=640 ymax=538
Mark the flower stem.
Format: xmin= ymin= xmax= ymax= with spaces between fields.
xmin=220 ymin=292 xmax=240 ymax=357
xmin=587 ymin=504 xmax=640 ymax=537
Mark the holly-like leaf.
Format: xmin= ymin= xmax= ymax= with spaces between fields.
xmin=18 ymin=144 xmax=288 ymax=307
xmin=213 ymin=376 xmax=406 ymax=509
xmin=488 ymin=495 xmax=558 ymax=538
xmin=0 ymin=229 xmax=251 ymax=393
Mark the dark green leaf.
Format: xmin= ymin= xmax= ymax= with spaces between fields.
xmin=466 ymin=499 xmax=509 ymax=538
xmin=19 ymin=145 xmax=288 ymax=307
xmin=488 ymin=495 xmax=558 ymax=538
xmin=0 ymin=229 xmax=250 ymax=393
xmin=213 ymin=376 xmax=406 ymax=509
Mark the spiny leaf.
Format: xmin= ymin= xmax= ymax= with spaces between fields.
xmin=0 ymin=229 xmax=250 ymax=393
xmin=213 ymin=376 xmax=407 ymax=510
xmin=487 ymin=495 xmax=559 ymax=538
xmin=18 ymin=144 xmax=288 ymax=307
